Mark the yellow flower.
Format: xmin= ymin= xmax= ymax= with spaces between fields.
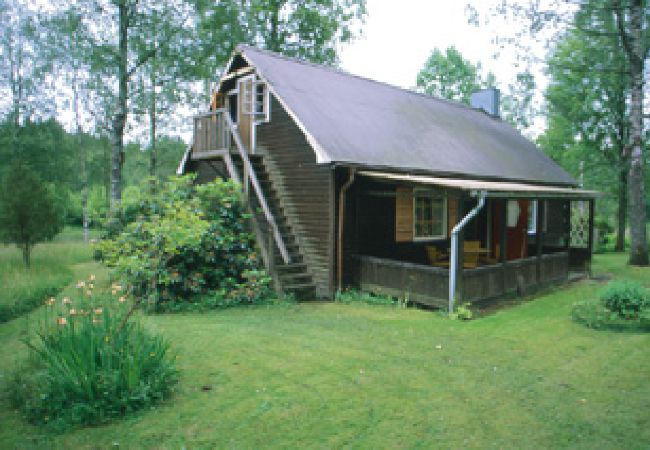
xmin=62 ymin=297 xmax=72 ymax=305
xmin=88 ymin=283 xmax=95 ymax=290
xmin=118 ymin=296 xmax=126 ymax=303
xmin=76 ymin=281 xmax=86 ymax=289
xmin=45 ymin=297 xmax=56 ymax=307
xmin=89 ymin=274 xmax=96 ymax=281
xmin=111 ymin=289 xmax=118 ymax=296
xmin=57 ymin=317 xmax=67 ymax=326
xmin=85 ymin=290 xmax=92 ymax=297
xmin=69 ymin=308 xmax=77 ymax=316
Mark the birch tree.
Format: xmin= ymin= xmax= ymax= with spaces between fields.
xmin=483 ymin=0 xmax=649 ymax=265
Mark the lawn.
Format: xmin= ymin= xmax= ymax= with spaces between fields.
xmin=0 ymin=249 xmax=649 ymax=448
xmin=0 ymin=228 xmax=96 ymax=322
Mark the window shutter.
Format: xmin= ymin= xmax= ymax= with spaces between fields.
xmin=447 ymin=193 xmax=458 ymax=236
xmin=395 ymin=186 xmax=414 ymax=242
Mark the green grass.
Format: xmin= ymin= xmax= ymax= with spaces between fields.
xmin=0 ymin=228 xmax=95 ymax=322
xmin=1 ymin=252 xmax=649 ymax=448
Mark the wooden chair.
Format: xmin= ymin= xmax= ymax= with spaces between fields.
xmin=463 ymin=241 xmax=480 ymax=269
xmin=426 ymin=246 xmax=449 ymax=267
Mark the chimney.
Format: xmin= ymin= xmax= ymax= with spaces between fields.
xmin=470 ymin=88 xmax=500 ymax=117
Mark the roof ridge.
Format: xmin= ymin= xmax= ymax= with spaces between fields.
xmin=236 ymin=44 xmax=499 ymax=119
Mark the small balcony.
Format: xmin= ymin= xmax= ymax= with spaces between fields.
xmin=193 ymin=109 xmax=231 ymax=156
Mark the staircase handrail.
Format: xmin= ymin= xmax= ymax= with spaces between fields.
xmin=222 ymin=113 xmax=291 ymax=264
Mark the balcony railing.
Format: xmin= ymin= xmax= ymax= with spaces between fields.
xmin=193 ymin=109 xmax=230 ymax=154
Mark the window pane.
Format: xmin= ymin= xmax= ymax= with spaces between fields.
xmin=414 ymin=194 xmax=445 ymax=238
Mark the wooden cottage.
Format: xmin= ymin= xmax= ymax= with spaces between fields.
xmin=178 ymin=45 xmax=598 ymax=311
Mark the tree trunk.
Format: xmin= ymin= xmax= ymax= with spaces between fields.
xmin=22 ymin=244 xmax=30 ymax=268
xmin=111 ymin=0 xmax=129 ymax=211
xmin=73 ymin=75 xmax=89 ymax=242
xmin=149 ymin=70 xmax=157 ymax=180
xmin=625 ymin=0 xmax=648 ymax=265
xmin=616 ymin=164 xmax=627 ymax=252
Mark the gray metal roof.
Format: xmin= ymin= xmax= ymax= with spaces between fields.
xmin=238 ymin=45 xmax=576 ymax=186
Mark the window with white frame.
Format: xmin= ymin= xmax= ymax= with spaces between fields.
xmin=414 ymin=190 xmax=447 ymax=239
xmin=239 ymin=76 xmax=270 ymax=122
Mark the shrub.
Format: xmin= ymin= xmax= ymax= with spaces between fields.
xmin=599 ymin=280 xmax=650 ymax=319
xmin=335 ymin=289 xmax=397 ymax=306
xmin=449 ymin=303 xmax=473 ymax=320
xmin=9 ymin=276 xmax=178 ymax=429
xmin=571 ymin=299 xmax=615 ymax=329
xmin=96 ymin=176 xmax=273 ymax=311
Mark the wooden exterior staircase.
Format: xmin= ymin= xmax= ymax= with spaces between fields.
xmin=193 ymin=110 xmax=316 ymax=299
xmin=232 ymin=155 xmax=316 ymax=298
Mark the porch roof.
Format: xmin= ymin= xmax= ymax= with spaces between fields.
xmin=358 ymin=171 xmax=600 ymax=199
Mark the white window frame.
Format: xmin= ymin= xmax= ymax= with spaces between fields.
xmin=238 ymin=75 xmax=271 ymax=123
xmin=254 ymin=80 xmax=271 ymax=123
xmin=413 ymin=189 xmax=447 ymax=241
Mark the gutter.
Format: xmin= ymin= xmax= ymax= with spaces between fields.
xmin=448 ymin=190 xmax=487 ymax=313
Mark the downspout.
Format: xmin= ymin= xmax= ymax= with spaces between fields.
xmin=449 ymin=190 xmax=487 ymax=313
xmin=337 ymin=168 xmax=356 ymax=292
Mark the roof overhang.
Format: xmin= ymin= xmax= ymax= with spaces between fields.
xmin=359 ymin=171 xmax=600 ymax=200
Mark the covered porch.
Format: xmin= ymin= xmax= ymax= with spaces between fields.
xmin=340 ymin=170 xmax=598 ymax=310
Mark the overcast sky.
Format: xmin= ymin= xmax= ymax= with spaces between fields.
xmin=338 ymin=0 xmax=544 ymax=133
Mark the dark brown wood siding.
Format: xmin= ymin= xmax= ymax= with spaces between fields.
xmin=256 ymin=96 xmax=334 ymax=297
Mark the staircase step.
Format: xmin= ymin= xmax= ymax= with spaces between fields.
xmin=283 ymin=282 xmax=317 ymax=292
xmin=279 ymin=272 xmax=312 ymax=282
xmin=276 ymin=262 xmax=307 ymax=272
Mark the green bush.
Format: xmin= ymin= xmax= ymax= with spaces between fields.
xmin=96 ymin=176 xmax=272 ymax=311
xmin=449 ymin=302 xmax=473 ymax=320
xmin=599 ymin=280 xmax=650 ymax=319
xmin=335 ymin=289 xmax=397 ymax=306
xmin=571 ymin=299 xmax=616 ymax=329
xmin=9 ymin=277 xmax=178 ymax=429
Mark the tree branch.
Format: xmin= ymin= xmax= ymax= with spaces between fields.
xmin=126 ymin=46 xmax=157 ymax=80
xmin=613 ymin=0 xmax=634 ymax=58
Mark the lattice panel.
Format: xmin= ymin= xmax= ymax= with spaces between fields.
xmin=570 ymin=201 xmax=589 ymax=248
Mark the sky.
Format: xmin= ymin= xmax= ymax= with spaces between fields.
xmin=339 ymin=1 xmax=499 ymax=89
xmin=337 ymin=0 xmax=545 ymax=133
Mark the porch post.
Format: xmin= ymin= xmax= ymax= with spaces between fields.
xmin=536 ymin=200 xmax=545 ymax=285
xmin=499 ymin=200 xmax=507 ymax=293
xmin=455 ymin=196 xmax=466 ymax=301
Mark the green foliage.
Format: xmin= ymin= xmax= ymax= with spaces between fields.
xmin=335 ymin=289 xmax=397 ymax=306
xmin=416 ymin=46 xmax=495 ymax=105
xmin=599 ymin=280 xmax=650 ymax=319
xmin=0 ymin=162 xmax=65 ymax=267
xmin=572 ymin=279 xmax=650 ymax=330
xmin=9 ymin=277 xmax=178 ymax=429
xmin=449 ymin=302 xmax=473 ymax=320
xmin=193 ymin=0 xmax=367 ymax=77
xmin=97 ymin=175 xmax=272 ymax=310
xmin=571 ymin=299 xmax=617 ymax=329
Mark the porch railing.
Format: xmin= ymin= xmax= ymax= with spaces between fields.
xmin=193 ymin=109 xmax=231 ymax=154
